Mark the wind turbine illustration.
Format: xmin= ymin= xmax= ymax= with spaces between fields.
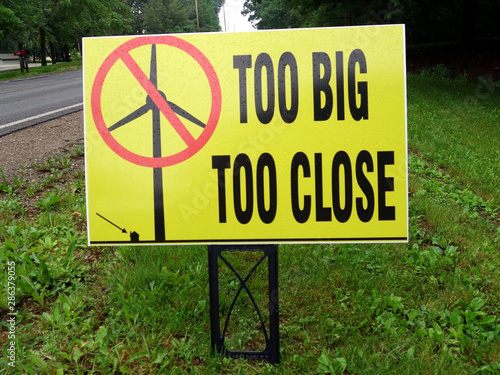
xmin=106 ymin=44 xmax=206 ymax=242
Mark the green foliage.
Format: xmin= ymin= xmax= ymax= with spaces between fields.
xmin=242 ymin=0 xmax=498 ymax=45
xmin=243 ymin=0 xmax=302 ymax=29
xmin=0 ymin=3 xmax=24 ymax=41
xmin=143 ymin=0 xmax=192 ymax=33
xmin=243 ymin=0 xmax=401 ymax=29
xmin=317 ymin=353 xmax=347 ymax=374
xmin=409 ymin=154 xmax=498 ymax=222
xmin=0 ymin=145 xmax=87 ymax=312
xmin=407 ymin=74 xmax=500 ymax=205
xmin=1 ymin=75 xmax=500 ymax=373
xmin=1 ymin=0 xmax=222 ymax=69
xmin=142 ymin=0 xmax=221 ymax=34
xmin=48 ymin=0 xmax=133 ymax=45
xmin=0 ymin=0 xmax=133 ymax=64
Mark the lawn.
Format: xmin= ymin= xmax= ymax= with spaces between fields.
xmin=0 ymin=61 xmax=82 ymax=82
xmin=1 ymin=72 xmax=499 ymax=374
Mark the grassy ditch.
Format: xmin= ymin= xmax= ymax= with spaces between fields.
xmin=0 ymin=73 xmax=499 ymax=374
xmin=0 ymin=61 xmax=82 ymax=82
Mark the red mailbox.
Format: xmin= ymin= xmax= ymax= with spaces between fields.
xmin=13 ymin=50 xmax=26 ymax=56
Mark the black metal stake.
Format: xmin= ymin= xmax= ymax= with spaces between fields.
xmin=208 ymin=244 xmax=280 ymax=365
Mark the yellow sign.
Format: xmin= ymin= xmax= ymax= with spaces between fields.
xmin=84 ymin=25 xmax=407 ymax=245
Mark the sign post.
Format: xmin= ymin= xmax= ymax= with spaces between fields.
xmin=84 ymin=25 xmax=407 ymax=364
xmin=208 ymin=244 xmax=280 ymax=364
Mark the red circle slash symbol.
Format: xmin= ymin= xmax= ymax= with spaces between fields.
xmin=91 ymin=36 xmax=221 ymax=168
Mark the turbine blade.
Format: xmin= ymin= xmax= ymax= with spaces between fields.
xmin=167 ymin=100 xmax=206 ymax=128
xmin=108 ymin=104 xmax=150 ymax=131
xmin=150 ymin=44 xmax=157 ymax=88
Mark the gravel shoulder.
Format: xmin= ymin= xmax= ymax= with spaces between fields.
xmin=0 ymin=111 xmax=84 ymax=181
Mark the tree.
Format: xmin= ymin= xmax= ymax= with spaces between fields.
xmin=196 ymin=0 xmax=221 ymax=32
xmin=243 ymin=0 xmax=399 ymax=29
xmin=242 ymin=0 xmax=499 ymax=45
xmin=47 ymin=0 xmax=133 ymax=62
xmin=0 ymin=0 xmax=133 ymax=64
xmin=126 ymin=0 xmax=148 ymax=34
xmin=0 ymin=4 xmax=22 ymax=40
xmin=1 ymin=0 xmax=225 ymax=61
xmin=144 ymin=0 xmax=193 ymax=33
xmin=0 ymin=1 xmax=28 ymax=51
xmin=142 ymin=0 xmax=221 ymax=34
xmin=243 ymin=0 xmax=301 ymax=29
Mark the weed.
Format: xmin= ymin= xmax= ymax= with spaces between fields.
xmin=38 ymin=191 xmax=62 ymax=211
xmin=63 ymin=144 xmax=84 ymax=158
xmin=317 ymin=353 xmax=347 ymax=374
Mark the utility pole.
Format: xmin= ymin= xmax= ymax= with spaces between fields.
xmin=223 ymin=5 xmax=227 ymax=32
xmin=195 ymin=0 xmax=200 ymax=32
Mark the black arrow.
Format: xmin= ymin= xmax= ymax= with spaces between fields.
xmin=96 ymin=213 xmax=127 ymax=233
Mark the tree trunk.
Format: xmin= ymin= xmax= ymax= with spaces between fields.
xmin=77 ymin=38 xmax=82 ymax=57
xmin=63 ymin=44 xmax=70 ymax=62
xmin=39 ymin=27 xmax=47 ymax=66
xmin=49 ymin=42 xmax=57 ymax=64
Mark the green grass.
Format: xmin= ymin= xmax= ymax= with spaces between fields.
xmin=1 ymin=73 xmax=499 ymax=374
xmin=407 ymin=73 xmax=500 ymax=204
xmin=0 ymin=61 xmax=82 ymax=81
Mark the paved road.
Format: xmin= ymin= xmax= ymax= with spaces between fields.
xmin=0 ymin=70 xmax=82 ymax=136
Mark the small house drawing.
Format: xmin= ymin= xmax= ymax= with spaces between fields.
xmin=130 ymin=231 xmax=140 ymax=242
